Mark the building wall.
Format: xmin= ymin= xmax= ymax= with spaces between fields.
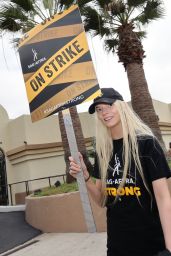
xmin=0 ymin=105 xmax=9 ymax=150
xmin=153 ymin=100 xmax=171 ymax=149
xmin=153 ymin=100 xmax=171 ymax=123
xmin=24 ymin=115 xmax=62 ymax=144
xmin=5 ymin=113 xmax=95 ymax=151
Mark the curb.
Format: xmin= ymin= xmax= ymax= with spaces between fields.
xmin=0 ymin=205 xmax=25 ymax=212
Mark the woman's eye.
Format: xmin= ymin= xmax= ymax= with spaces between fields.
xmin=96 ymin=108 xmax=101 ymax=112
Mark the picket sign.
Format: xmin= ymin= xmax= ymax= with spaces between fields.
xmin=18 ymin=5 xmax=100 ymax=232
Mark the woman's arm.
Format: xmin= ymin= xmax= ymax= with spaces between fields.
xmin=85 ymin=178 xmax=103 ymax=207
xmin=153 ymin=178 xmax=171 ymax=251
xmin=69 ymin=153 xmax=103 ymax=207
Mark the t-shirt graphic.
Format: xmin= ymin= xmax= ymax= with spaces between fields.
xmin=105 ymin=152 xmax=140 ymax=202
xmin=112 ymin=153 xmax=121 ymax=176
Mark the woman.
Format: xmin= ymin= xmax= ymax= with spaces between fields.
xmin=69 ymin=87 xmax=171 ymax=256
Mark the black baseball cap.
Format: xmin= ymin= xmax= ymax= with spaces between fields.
xmin=88 ymin=88 xmax=124 ymax=114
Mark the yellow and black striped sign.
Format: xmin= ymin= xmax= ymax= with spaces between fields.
xmin=18 ymin=5 xmax=100 ymax=122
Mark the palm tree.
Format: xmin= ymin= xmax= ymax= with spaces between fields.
xmin=0 ymin=0 xmax=93 ymax=183
xmin=61 ymin=0 xmax=165 ymax=148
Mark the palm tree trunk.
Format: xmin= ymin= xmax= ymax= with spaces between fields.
xmin=58 ymin=106 xmax=93 ymax=183
xmin=126 ymin=63 xmax=165 ymax=150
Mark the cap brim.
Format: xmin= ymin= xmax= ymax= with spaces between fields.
xmin=88 ymin=98 xmax=115 ymax=114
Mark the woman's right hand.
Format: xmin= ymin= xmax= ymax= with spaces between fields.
xmin=69 ymin=153 xmax=103 ymax=207
xmin=69 ymin=152 xmax=90 ymax=181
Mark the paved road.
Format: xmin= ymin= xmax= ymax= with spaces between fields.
xmin=1 ymin=232 xmax=107 ymax=256
xmin=0 ymin=211 xmax=41 ymax=254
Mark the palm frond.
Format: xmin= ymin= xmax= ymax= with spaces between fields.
xmin=10 ymin=0 xmax=35 ymax=12
xmin=83 ymin=6 xmax=110 ymax=38
xmin=58 ymin=0 xmax=75 ymax=10
xmin=33 ymin=2 xmax=47 ymax=20
xmin=0 ymin=17 xmax=21 ymax=32
xmin=0 ymin=4 xmax=31 ymax=32
xmin=96 ymin=26 xmax=111 ymax=37
xmin=135 ymin=30 xmax=146 ymax=40
xmin=0 ymin=5 xmax=28 ymax=21
xmin=107 ymin=0 xmax=126 ymax=15
xmin=144 ymin=0 xmax=164 ymax=19
xmin=135 ymin=0 xmax=164 ymax=24
xmin=60 ymin=0 xmax=92 ymax=9
xmin=104 ymin=38 xmax=119 ymax=53
xmin=22 ymin=20 xmax=35 ymax=32
xmin=94 ymin=0 xmax=111 ymax=9
xmin=77 ymin=0 xmax=93 ymax=8
xmin=83 ymin=6 xmax=101 ymax=31
xmin=127 ymin=0 xmax=148 ymax=8
xmin=43 ymin=0 xmax=53 ymax=9
xmin=43 ymin=0 xmax=53 ymax=16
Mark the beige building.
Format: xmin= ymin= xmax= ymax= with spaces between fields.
xmin=0 ymin=99 xmax=171 ymax=205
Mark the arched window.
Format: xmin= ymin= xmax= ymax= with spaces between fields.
xmin=0 ymin=148 xmax=8 ymax=205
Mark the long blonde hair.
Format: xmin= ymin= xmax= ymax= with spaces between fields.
xmin=95 ymin=100 xmax=154 ymax=206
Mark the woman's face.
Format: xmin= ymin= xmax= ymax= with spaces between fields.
xmin=95 ymin=103 xmax=121 ymax=130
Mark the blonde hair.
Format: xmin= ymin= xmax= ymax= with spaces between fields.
xmin=95 ymin=100 xmax=154 ymax=206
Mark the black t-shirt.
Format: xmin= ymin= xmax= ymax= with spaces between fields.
xmin=93 ymin=136 xmax=171 ymax=256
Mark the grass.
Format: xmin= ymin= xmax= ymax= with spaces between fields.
xmin=32 ymin=182 xmax=78 ymax=197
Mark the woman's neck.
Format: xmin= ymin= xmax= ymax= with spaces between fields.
xmin=110 ymin=123 xmax=123 ymax=140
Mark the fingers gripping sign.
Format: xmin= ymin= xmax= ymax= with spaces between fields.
xmin=69 ymin=153 xmax=90 ymax=182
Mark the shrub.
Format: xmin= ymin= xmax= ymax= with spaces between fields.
xmin=32 ymin=182 xmax=78 ymax=197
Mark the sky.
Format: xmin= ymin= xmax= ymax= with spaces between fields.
xmin=0 ymin=0 xmax=171 ymax=119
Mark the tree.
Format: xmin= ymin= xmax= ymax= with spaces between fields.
xmin=61 ymin=0 xmax=165 ymax=148
xmin=0 ymin=0 xmax=93 ymax=183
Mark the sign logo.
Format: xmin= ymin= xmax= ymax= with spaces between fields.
xmin=32 ymin=48 xmax=38 ymax=61
xmin=28 ymin=49 xmax=46 ymax=70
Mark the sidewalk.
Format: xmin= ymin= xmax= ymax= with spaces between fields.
xmin=1 ymin=232 xmax=107 ymax=256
